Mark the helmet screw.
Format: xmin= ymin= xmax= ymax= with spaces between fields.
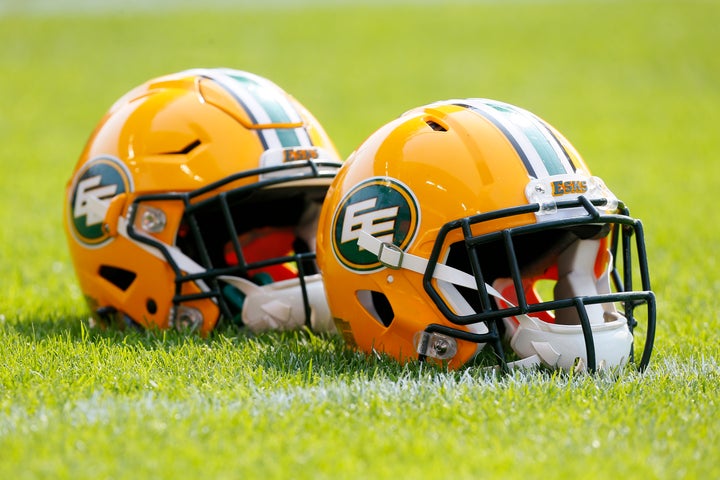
xmin=434 ymin=338 xmax=449 ymax=356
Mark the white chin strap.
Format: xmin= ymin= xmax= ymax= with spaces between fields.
xmin=357 ymin=230 xmax=632 ymax=371
xmin=101 ymin=199 xmax=335 ymax=334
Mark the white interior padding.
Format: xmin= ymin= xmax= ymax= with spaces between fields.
xmin=219 ymin=274 xmax=335 ymax=333
xmin=554 ymin=238 xmax=606 ymax=325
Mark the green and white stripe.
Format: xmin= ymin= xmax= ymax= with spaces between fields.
xmin=454 ymin=98 xmax=577 ymax=178
xmin=189 ymin=68 xmax=313 ymax=150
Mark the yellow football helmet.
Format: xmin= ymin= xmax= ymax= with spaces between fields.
xmin=317 ymin=98 xmax=656 ymax=372
xmin=65 ymin=68 xmax=342 ymax=335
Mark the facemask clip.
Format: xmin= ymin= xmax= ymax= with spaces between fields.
xmin=414 ymin=331 xmax=458 ymax=360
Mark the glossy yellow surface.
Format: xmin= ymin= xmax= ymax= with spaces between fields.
xmin=318 ymin=101 xmax=591 ymax=368
xmin=65 ymin=70 xmax=340 ymax=334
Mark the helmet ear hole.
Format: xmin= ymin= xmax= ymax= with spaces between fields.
xmin=356 ymin=290 xmax=394 ymax=327
xmin=99 ymin=265 xmax=137 ymax=291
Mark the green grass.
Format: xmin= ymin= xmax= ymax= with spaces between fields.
xmin=1 ymin=1 xmax=719 ymax=478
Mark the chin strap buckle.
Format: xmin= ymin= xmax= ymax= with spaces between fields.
xmin=377 ymin=241 xmax=404 ymax=269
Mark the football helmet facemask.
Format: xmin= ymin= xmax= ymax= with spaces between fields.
xmin=317 ymin=98 xmax=656 ymax=372
xmin=65 ymin=68 xmax=342 ymax=335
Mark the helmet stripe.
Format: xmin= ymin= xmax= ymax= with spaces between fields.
xmin=455 ymin=101 xmax=537 ymax=177
xmin=533 ymin=119 xmax=577 ymax=172
xmin=457 ymin=99 xmax=575 ymax=178
xmin=192 ymin=68 xmax=313 ymax=150
xmin=223 ymin=71 xmax=299 ymax=124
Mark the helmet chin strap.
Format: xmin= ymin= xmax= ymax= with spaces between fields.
xmin=87 ymin=194 xmax=334 ymax=333
xmin=357 ymin=230 xmax=631 ymax=371
xmin=357 ymin=230 xmax=543 ymax=332
xmin=358 ymin=231 xmax=542 ymax=369
xmin=84 ymin=194 xmax=206 ymax=275
xmin=357 ymin=230 xmax=509 ymax=303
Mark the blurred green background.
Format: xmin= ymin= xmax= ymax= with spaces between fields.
xmin=3 ymin=0 xmax=719 ymax=343
xmin=1 ymin=1 xmax=718 ymax=478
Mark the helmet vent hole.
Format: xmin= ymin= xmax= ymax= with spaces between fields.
xmin=178 ymin=139 xmax=201 ymax=154
xmin=99 ymin=265 xmax=137 ymax=291
xmin=162 ymin=139 xmax=201 ymax=155
xmin=356 ymin=290 xmax=394 ymax=327
xmin=146 ymin=299 xmax=157 ymax=315
xmin=425 ymin=119 xmax=447 ymax=132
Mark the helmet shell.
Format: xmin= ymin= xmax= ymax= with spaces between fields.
xmin=65 ymin=69 xmax=341 ymax=334
xmin=317 ymin=99 xmax=631 ymax=369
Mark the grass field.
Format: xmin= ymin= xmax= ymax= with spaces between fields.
xmin=1 ymin=0 xmax=719 ymax=478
